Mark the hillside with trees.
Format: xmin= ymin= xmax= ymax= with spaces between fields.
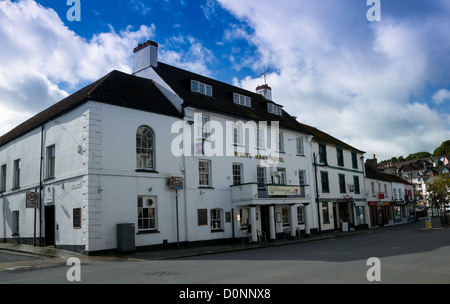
xmin=433 ymin=140 xmax=450 ymax=157
xmin=378 ymin=140 xmax=450 ymax=166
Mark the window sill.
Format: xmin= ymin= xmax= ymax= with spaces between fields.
xmin=11 ymin=233 xmax=20 ymax=237
xmin=211 ymin=229 xmax=224 ymax=233
xmin=44 ymin=177 xmax=55 ymax=182
xmin=136 ymin=169 xmax=159 ymax=174
xmin=198 ymin=186 xmax=214 ymax=189
xmin=137 ymin=230 xmax=160 ymax=235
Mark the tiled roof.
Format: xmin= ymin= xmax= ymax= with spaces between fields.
xmin=0 ymin=70 xmax=182 ymax=148
xmin=300 ymin=123 xmax=365 ymax=153
xmin=152 ymin=62 xmax=313 ymax=135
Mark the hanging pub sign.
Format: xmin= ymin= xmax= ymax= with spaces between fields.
xmin=169 ymin=177 xmax=183 ymax=190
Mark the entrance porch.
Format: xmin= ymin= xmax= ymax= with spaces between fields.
xmin=231 ymin=183 xmax=314 ymax=243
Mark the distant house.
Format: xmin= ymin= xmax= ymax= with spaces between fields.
xmin=365 ymin=156 xmax=415 ymax=226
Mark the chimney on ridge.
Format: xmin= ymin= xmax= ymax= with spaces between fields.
xmin=133 ymin=40 xmax=158 ymax=73
xmin=256 ymin=84 xmax=272 ymax=101
xmin=366 ymin=154 xmax=378 ymax=169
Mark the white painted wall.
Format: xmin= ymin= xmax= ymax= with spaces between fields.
xmin=0 ymin=103 xmax=88 ymax=247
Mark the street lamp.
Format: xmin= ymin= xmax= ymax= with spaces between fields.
xmin=313 ymin=152 xmax=328 ymax=235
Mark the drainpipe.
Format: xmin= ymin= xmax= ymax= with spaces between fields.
xmin=39 ymin=123 xmax=45 ymax=246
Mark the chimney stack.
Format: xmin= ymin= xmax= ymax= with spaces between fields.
xmin=256 ymin=84 xmax=272 ymax=101
xmin=366 ymin=154 xmax=378 ymax=169
xmin=133 ymin=40 xmax=158 ymax=73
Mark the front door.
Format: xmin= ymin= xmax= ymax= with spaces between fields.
xmin=45 ymin=205 xmax=55 ymax=246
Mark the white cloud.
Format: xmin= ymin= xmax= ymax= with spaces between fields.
xmin=0 ymin=0 xmax=154 ymax=136
xmin=217 ymin=0 xmax=450 ymax=160
xmin=160 ymin=35 xmax=215 ymax=77
xmin=432 ymin=89 xmax=450 ymax=105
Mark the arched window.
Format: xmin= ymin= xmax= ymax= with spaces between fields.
xmin=136 ymin=126 xmax=155 ymax=170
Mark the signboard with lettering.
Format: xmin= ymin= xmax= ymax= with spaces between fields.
xmin=268 ymin=185 xmax=301 ymax=196
xmin=378 ymin=193 xmax=385 ymax=200
xmin=73 ymin=208 xmax=81 ymax=229
xmin=169 ymin=177 xmax=183 ymax=190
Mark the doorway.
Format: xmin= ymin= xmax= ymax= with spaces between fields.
xmin=260 ymin=206 xmax=270 ymax=241
xmin=45 ymin=205 xmax=55 ymax=246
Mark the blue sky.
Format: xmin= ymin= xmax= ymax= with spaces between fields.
xmin=1 ymin=0 xmax=450 ymax=161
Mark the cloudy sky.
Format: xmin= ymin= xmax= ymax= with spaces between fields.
xmin=1 ymin=0 xmax=449 ymax=161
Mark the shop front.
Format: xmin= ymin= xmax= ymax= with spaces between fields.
xmin=368 ymin=201 xmax=393 ymax=227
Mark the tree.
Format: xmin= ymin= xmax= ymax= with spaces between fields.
xmin=405 ymin=152 xmax=431 ymax=161
xmin=427 ymin=174 xmax=450 ymax=225
xmin=433 ymin=140 xmax=450 ymax=157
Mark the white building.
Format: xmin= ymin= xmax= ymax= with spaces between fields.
xmin=365 ymin=156 xmax=413 ymax=227
xmin=0 ymin=41 xmax=318 ymax=253
xmin=301 ymin=125 xmax=367 ymax=232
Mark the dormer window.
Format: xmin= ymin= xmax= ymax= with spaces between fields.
xmin=233 ymin=93 xmax=251 ymax=107
xmin=191 ymin=80 xmax=212 ymax=97
xmin=267 ymin=103 xmax=282 ymax=116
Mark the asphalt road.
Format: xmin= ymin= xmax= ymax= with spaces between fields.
xmin=1 ymin=222 xmax=449 ymax=285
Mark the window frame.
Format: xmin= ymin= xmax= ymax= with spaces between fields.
xmin=232 ymin=163 xmax=243 ymax=185
xmin=297 ymin=206 xmax=304 ymax=224
xmin=296 ymin=137 xmax=304 ymax=155
xmin=191 ymin=80 xmax=213 ymax=97
xmin=256 ymin=127 xmax=265 ymax=149
xmin=339 ymin=174 xmax=346 ymax=193
xmin=337 ymin=148 xmax=344 ymax=167
xmin=0 ymin=164 xmax=6 ymax=192
xmin=233 ymin=92 xmax=251 ymax=107
xmin=136 ymin=126 xmax=155 ymax=170
xmin=257 ymin=166 xmax=266 ymax=189
xmin=197 ymin=114 xmax=210 ymax=139
xmin=210 ymin=208 xmax=223 ymax=231
xmin=198 ymin=159 xmax=212 ymax=187
xmin=282 ymin=207 xmax=290 ymax=227
xmin=233 ymin=123 xmax=242 ymax=146
xmin=13 ymin=159 xmax=20 ymax=189
xmin=319 ymin=144 xmax=327 ymax=164
xmin=352 ymin=152 xmax=358 ymax=169
xmin=320 ymin=171 xmax=330 ymax=193
xmin=46 ymin=144 xmax=56 ymax=179
xmin=277 ymin=132 xmax=284 ymax=153
xmin=298 ymin=169 xmax=306 ymax=197
xmin=353 ymin=176 xmax=361 ymax=194
xmin=275 ymin=167 xmax=286 ymax=185
xmin=137 ymin=196 xmax=157 ymax=232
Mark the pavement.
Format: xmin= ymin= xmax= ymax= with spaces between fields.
xmin=0 ymin=217 xmax=444 ymax=262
